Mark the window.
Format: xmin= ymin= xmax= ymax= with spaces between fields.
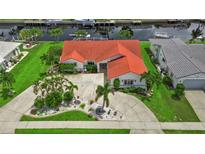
xmin=87 ymin=61 xmax=94 ymax=65
xmin=124 ymin=80 xmax=134 ymax=85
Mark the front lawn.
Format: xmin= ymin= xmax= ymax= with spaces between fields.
xmin=163 ymin=130 xmax=205 ymax=134
xmin=0 ymin=42 xmax=63 ymax=107
xmin=20 ymin=110 xmax=96 ymax=121
xmin=137 ymin=42 xmax=199 ymax=122
xmin=15 ymin=128 xmax=130 ymax=134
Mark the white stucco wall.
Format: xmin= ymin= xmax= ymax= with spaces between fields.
xmin=110 ymin=72 xmax=146 ymax=88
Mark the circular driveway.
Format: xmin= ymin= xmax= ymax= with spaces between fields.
xmin=66 ymin=73 xmax=158 ymax=122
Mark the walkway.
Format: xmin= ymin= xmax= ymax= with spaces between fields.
xmin=185 ymin=91 xmax=205 ymax=122
xmin=0 ymin=86 xmax=35 ymax=133
xmin=1 ymin=121 xmax=205 ymax=133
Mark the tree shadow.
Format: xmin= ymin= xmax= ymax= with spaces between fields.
xmin=171 ymin=94 xmax=181 ymax=101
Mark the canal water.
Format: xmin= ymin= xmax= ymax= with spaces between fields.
xmin=0 ymin=23 xmax=204 ymax=41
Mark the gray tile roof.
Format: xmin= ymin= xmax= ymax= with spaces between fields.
xmin=149 ymin=38 xmax=205 ymax=78
xmin=0 ymin=41 xmax=21 ymax=63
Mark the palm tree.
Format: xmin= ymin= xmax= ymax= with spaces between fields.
xmin=0 ymin=68 xmax=15 ymax=89
xmin=95 ymin=82 xmax=114 ymax=112
xmin=119 ymin=29 xmax=133 ymax=39
xmin=33 ymin=80 xmax=41 ymax=95
xmin=65 ymin=81 xmax=78 ymax=94
xmin=191 ymin=25 xmax=203 ymax=41
xmin=140 ymin=71 xmax=156 ymax=93
xmin=0 ymin=68 xmax=15 ymax=96
xmin=74 ymin=29 xmax=88 ymax=38
xmin=49 ymin=28 xmax=63 ymax=41
xmin=118 ymin=26 xmax=133 ymax=39
xmin=153 ymin=72 xmax=162 ymax=88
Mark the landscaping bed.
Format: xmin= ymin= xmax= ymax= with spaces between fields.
xmin=0 ymin=42 xmax=63 ymax=107
xmin=134 ymin=42 xmax=200 ymax=122
xmin=15 ymin=128 xmax=130 ymax=134
xmin=20 ymin=110 xmax=96 ymax=121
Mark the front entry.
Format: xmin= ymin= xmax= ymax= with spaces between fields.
xmin=99 ymin=63 xmax=108 ymax=80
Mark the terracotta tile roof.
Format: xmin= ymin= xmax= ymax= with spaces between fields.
xmin=61 ymin=40 xmax=147 ymax=79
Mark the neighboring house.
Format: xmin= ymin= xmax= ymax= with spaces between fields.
xmin=149 ymin=38 xmax=205 ymax=90
xmin=60 ymin=40 xmax=147 ymax=88
xmin=0 ymin=41 xmax=21 ymax=70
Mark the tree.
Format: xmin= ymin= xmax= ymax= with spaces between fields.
xmin=49 ymin=28 xmax=63 ymax=40
xmin=33 ymin=80 xmax=41 ymax=95
xmin=118 ymin=26 xmax=133 ymax=39
xmin=95 ymin=82 xmax=114 ymax=112
xmin=0 ymin=67 xmax=15 ymax=91
xmin=153 ymin=72 xmax=162 ymax=88
xmin=19 ymin=28 xmax=43 ymax=42
xmin=191 ymin=25 xmax=203 ymax=41
xmin=30 ymin=28 xmax=43 ymax=41
xmin=140 ymin=71 xmax=155 ymax=93
xmin=42 ymin=46 xmax=62 ymax=65
xmin=45 ymin=91 xmax=63 ymax=109
xmin=74 ymin=29 xmax=88 ymax=38
xmin=119 ymin=29 xmax=133 ymax=39
xmin=65 ymin=81 xmax=78 ymax=94
xmin=113 ymin=78 xmax=120 ymax=90
xmin=174 ymin=83 xmax=185 ymax=99
xmin=19 ymin=29 xmax=32 ymax=41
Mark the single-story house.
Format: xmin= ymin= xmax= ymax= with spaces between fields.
xmin=0 ymin=41 xmax=21 ymax=70
xmin=60 ymin=40 xmax=147 ymax=88
xmin=149 ymin=38 xmax=205 ymax=90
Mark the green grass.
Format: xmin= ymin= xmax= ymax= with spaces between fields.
xmin=0 ymin=42 xmax=63 ymax=107
xmin=20 ymin=110 xmax=97 ymax=121
xmin=137 ymin=42 xmax=200 ymax=122
xmin=15 ymin=128 xmax=130 ymax=134
xmin=0 ymin=19 xmax=25 ymax=22
xmin=163 ymin=130 xmax=205 ymax=134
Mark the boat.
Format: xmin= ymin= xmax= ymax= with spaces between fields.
xmin=154 ymin=32 xmax=170 ymax=39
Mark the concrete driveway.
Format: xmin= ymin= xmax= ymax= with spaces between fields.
xmin=185 ymin=91 xmax=205 ymax=122
xmin=66 ymin=73 xmax=158 ymax=122
xmin=65 ymin=73 xmax=104 ymax=101
xmin=109 ymin=92 xmax=158 ymax=122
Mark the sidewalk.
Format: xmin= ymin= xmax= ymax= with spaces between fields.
xmin=1 ymin=121 xmax=205 ymax=134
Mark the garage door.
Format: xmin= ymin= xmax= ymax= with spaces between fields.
xmin=183 ymin=79 xmax=205 ymax=90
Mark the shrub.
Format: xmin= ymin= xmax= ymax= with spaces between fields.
xmin=59 ymin=63 xmax=77 ymax=74
xmin=80 ymin=103 xmax=86 ymax=109
xmin=85 ymin=64 xmax=97 ymax=73
xmin=17 ymin=53 xmax=24 ymax=60
xmin=63 ymin=91 xmax=74 ymax=102
xmin=121 ymin=87 xmax=146 ymax=95
xmin=113 ymin=78 xmax=120 ymax=90
xmin=45 ymin=91 xmax=63 ymax=109
xmin=30 ymin=109 xmax=37 ymax=115
xmin=163 ymin=75 xmax=173 ymax=88
xmin=34 ymin=97 xmax=45 ymax=110
xmin=174 ymin=83 xmax=185 ymax=99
